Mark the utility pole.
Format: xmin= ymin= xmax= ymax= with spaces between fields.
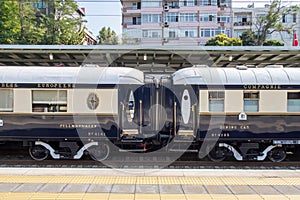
xmin=162 ymin=0 xmax=165 ymax=46
xmin=162 ymin=0 xmax=169 ymax=45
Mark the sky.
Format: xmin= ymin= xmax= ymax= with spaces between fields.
xmin=76 ymin=0 xmax=299 ymax=38
xmin=77 ymin=0 xmax=122 ymax=37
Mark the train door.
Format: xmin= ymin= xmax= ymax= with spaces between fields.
xmin=119 ymin=82 xmax=155 ymax=138
xmin=120 ymin=87 xmax=142 ymax=136
xmin=172 ymin=85 xmax=198 ymax=139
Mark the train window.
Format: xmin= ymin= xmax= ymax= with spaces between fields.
xmin=287 ymin=92 xmax=300 ymax=112
xmin=32 ymin=90 xmax=67 ymax=112
xmin=0 ymin=89 xmax=13 ymax=112
xmin=209 ymin=91 xmax=224 ymax=112
xmin=244 ymin=92 xmax=259 ymax=112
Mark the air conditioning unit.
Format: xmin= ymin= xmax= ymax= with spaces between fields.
xmin=164 ymin=4 xmax=169 ymax=11
xmin=164 ymin=22 xmax=169 ymax=27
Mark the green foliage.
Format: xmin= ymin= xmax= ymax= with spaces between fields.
xmin=240 ymin=30 xmax=257 ymax=46
xmin=43 ymin=0 xmax=84 ymax=45
xmin=0 ymin=0 xmax=84 ymax=45
xmin=97 ymin=27 xmax=119 ymax=45
xmin=254 ymin=0 xmax=299 ymax=45
xmin=0 ymin=1 xmax=21 ymax=44
xmin=205 ymin=33 xmax=242 ymax=46
xmin=263 ymin=39 xmax=284 ymax=46
xmin=18 ymin=1 xmax=46 ymax=44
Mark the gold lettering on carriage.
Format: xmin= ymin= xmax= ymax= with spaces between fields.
xmin=243 ymin=85 xmax=281 ymax=90
xmin=60 ymin=124 xmax=98 ymax=128
xmin=38 ymin=83 xmax=75 ymax=88
xmin=1 ymin=83 xmax=18 ymax=88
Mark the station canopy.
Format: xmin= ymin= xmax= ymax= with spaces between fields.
xmin=0 ymin=45 xmax=300 ymax=73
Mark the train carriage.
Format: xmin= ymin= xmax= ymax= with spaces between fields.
xmin=172 ymin=65 xmax=300 ymax=162
xmin=0 ymin=66 xmax=144 ymax=160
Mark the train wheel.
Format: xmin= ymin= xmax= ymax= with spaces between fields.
xmin=207 ymin=146 xmax=227 ymax=162
xmin=89 ymin=142 xmax=110 ymax=161
xmin=268 ymin=147 xmax=286 ymax=162
xmin=29 ymin=145 xmax=49 ymax=161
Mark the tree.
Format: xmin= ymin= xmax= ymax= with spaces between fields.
xmin=205 ymin=33 xmax=242 ymax=46
xmin=253 ymin=0 xmax=298 ymax=45
xmin=0 ymin=0 xmax=84 ymax=45
xmin=97 ymin=27 xmax=119 ymax=45
xmin=240 ymin=30 xmax=257 ymax=46
xmin=18 ymin=0 xmax=46 ymax=44
xmin=42 ymin=0 xmax=85 ymax=45
xmin=0 ymin=1 xmax=20 ymax=44
xmin=0 ymin=0 xmax=46 ymax=44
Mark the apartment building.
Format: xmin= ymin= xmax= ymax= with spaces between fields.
xmin=121 ymin=0 xmax=232 ymax=45
xmin=233 ymin=4 xmax=300 ymax=46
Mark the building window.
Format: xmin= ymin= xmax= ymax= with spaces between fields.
xmin=200 ymin=0 xmax=217 ymax=6
xmin=217 ymin=16 xmax=230 ymax=23
xmin=132 ymin=2 xmax=141 ymax=9
xmin=142 ymin=30 xmax=161 ymax=38
xmin=283 ymin=14 xmax=297 ymax=23
xmin=165 ymin=12 xmax=179 ymax=22
xmin=244 ymin=92 xmax=259 ymax=112
xmin=0 ymin=90 xmax=13 ymax=112
xmin=201 ymin=27 xmax=225 ymax=37
xmin=180 ymin=13 xmax=198 ymax=22
xmin=141 ymin=0 xmax=162 ymax=8
xmin=209 ymin=91 xmax=224 ymax=112
xmin=217 ymin=0 xmax=230 ymax=7
xmin=181 ymin=29 xmax=197 ymax=37
xmin=200 ymin=14 xmax=217 ymax=22
xmin=287 ymin=92 xmax=300 ymax=112
xmin=33 ymin=0 xmax=47 ymax=9
xmin=169 ymin=31 xmax=176 ymax=38
xmin=132 ymin=17 xmax=141 ymax=25
xmin=32 ymin=90 xmax=67 ymax=112
xmin=142 ymin=14 xmax=162 ymax=23
xmin=179 ymin=0 xmax=197 ymax=6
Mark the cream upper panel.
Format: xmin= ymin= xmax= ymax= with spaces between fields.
xmin=259 ymin=91 xmax=286 ymax=112
xmin=69 ymin=89 xmax=118 ymax=115
xmin=13 ymin=89 xmax=31 ymax=113
xmin=199 ymin=90 xmax=209 ymax=112
xmin=225 ymin=90 xmax=243 ymax=112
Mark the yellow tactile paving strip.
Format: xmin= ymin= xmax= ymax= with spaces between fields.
xmin=0 ymin=175 xmax=300 ymax=185
xmin=0 ymin=193 xmax=299 ymax=200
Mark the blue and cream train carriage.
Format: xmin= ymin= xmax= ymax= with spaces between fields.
xmin=0 ymin=65 xmax=300 ymax=162
xmin=173 ymin=65 xmax=300 ymax=162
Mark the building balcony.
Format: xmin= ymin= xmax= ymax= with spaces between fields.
xmin=123 ymin=23 xmax=142 ymax=29
xmin=122 ymin=7 xmax=141 ymax=14
xmin=233 ymin=21 xmax=252 ymax=27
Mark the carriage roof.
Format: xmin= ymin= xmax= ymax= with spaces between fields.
xmin=0 ymin=66 xmax=144 ymax=85
xmin=172 ymin=65 xmax=300 ymax=85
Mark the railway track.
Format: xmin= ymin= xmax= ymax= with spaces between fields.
xmin=0 ymin=152 xmax=299 ymax=169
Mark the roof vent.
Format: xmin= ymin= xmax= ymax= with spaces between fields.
xmin=81 ymin=64 xmax=99 ymax=67
xmin=236 ymin=65 xmax=248 ymax=70
xmin=193 ymin=65 xmax=209 ymax=68
xmin=265 ymin=65 xmax=283 ymax=68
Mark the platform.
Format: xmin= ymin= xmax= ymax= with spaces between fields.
xmin=0 ymin=168 xmax=300 ymax=199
